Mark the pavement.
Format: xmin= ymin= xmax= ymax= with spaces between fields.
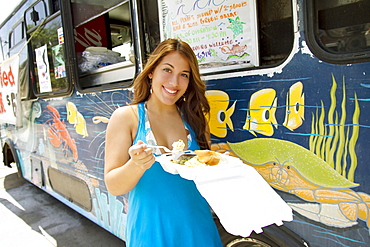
xmin=0 ymin=153 xmax=125 ymax=246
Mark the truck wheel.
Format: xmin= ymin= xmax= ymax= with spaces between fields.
xmin=215 ymin=217 xmax=310 ymax=247
xmin=3 ymin=142 xmax=22 ymax=178
xmin=225 ymin=236 xmax=275 ymax=247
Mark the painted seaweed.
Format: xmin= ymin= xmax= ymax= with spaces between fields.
xmin=309 ymin=75 xmax=359 ymax=182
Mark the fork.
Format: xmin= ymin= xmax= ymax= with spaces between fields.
xmin=147 ymin=145 xmax=196 ymax=160
xmin=147 ymin=145 xmax=172 ymax=153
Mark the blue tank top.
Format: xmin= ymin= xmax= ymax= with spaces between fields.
xmin=125 ymin=102 xmax=222 ymax=247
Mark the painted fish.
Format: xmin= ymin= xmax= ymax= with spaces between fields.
xmin=67 ymin=102 xmax=89 ymax=138
xmin=243 ymin=88 xmax=278 ymax=136
xmin=206 ymin=90 xmax=236 ymax=138
xmin=283 ymin=81 xmax=305 ymax=130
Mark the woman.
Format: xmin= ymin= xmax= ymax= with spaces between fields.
xmin=104 ymin=39 xmax=222 ymax=247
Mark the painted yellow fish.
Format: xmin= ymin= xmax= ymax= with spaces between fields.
xmin=205 ymin=90 xmax=236 ymax=138
xmin=243 ymin=88 xmax=278 ymax=136
xmin=283 ymin=81 xmax=305 ymax=131
xmin=67 ymin=102 xmax=89 ymax=138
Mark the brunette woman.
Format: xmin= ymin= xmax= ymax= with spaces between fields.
xmin=105 ymin=38 xmax=222 ymax=247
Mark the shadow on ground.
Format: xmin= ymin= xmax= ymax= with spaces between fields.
xmin=1 ymin=168 xmax=125 ymax=247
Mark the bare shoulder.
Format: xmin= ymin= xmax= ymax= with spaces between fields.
xmin=110 ymin=105 xmax=138 ymax=121
xmin=108 ymin=105 xmax=138 ymax=133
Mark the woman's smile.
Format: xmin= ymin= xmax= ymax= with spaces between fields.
xmin=163 ymin=86 xmax=178 ymax=95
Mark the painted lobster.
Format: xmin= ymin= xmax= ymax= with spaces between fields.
xmin=44 ymin=105 xmax=78 ymax=161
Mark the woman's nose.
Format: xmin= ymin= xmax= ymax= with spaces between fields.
xmin=168 ymin=75 xmax=179 ymax=86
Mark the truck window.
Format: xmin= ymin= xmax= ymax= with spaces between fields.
xmin=26 ymin=1 xmax=71 ymax=96
xmin=9 ymin=22 xmax=25 ymax=50
xmin=306 ymin=0 xmax=370 ymax=63
xmin=72 ymin=0 xmax=135 ymax=90
xmin=258 ymin=0 xmax=293 ymax=66
xmin=25 ymin=0 xmax=48 ymax=28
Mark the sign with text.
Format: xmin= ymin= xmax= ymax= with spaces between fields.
xmin=35 ymin=45 xmax=52 ymax=93
xmin=159 ymin=0 xmax=259 ymax=68
xmin=0 ymin=54 xmax=20 ymax=124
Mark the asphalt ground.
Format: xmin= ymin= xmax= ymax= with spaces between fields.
xmin=0 ymin=153 xmax=126 ymax=247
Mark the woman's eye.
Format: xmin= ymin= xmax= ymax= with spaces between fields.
xmin=182 ymin=73 xmax=189 ymax=78
xmin=163 ymin=68 xmax=171 ymax=72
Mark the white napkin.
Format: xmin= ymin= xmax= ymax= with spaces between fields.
xmin=156 ymin=154 xmax=293 ymax=237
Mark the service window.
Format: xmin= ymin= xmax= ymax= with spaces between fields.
xmin=26 ymin=0 xmax=71 ymax=96
xmin=306 ymin=0 xmax=370 ymax=63
xmin=158 ymin=0 xmax=293 ymax=74
xmin=72 ymin=0 xmax=135 ymax=89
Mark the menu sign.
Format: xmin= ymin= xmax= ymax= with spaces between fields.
xmin=159 ymin=0 xmax=259 ymax=68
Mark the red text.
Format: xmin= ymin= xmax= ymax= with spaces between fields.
xmin=0 ymin=66 xmax=15 ymax=88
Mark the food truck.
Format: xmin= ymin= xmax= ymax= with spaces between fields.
xmin=1 ymin=0 xmax=370 ymax=246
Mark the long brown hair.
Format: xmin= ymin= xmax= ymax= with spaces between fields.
xmin=130 ymin=39 xmax=210 ymax=149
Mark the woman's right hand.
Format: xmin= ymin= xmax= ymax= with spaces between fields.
xmin=129 ymin=140 xmax=155 ymax=170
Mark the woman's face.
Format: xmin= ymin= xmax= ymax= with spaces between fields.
xmin=149 ymin=51 xmax=190 ymax=106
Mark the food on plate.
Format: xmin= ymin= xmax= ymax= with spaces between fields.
xmin=173 ymin=154 xmax=206 ymax=167
xmin=194 ymin=150 xmax=221 ymax=166
xmin=171 ymin=150 xmax=221 ymax=167
xmin=169 ymin=140 xmax=222 ymax=167
xmin=171 ymin=153 xmax=195 ymax=164
xmin=172 ymin=139 xmax=185 ymax=153
xmin=184 ymin=156 xmax=207 ymax=168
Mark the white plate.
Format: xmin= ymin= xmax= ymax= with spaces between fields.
xmin=156 ymin=152 xmax=293 ymax=237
